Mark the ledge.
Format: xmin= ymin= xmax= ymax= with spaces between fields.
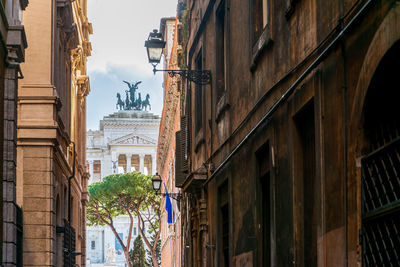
xmin=250 ymin=25 xmax=273 ymax=72
xmin=182 ymin=164 xmax=207 ymax=194
xmin=7 ymin=25 xmax=28 ymax=62
xmin=215 ymin=93 xmax=230 ymax=123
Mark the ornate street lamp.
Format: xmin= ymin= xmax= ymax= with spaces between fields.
xmin=152 ymin=173 xmax=182 ymax=201
xmin=152 ymin=172 xmax=162 ymax=192
xmin=145 ymin=29 xmax=165 ymax=65
xmin=144 ymin=29 xmax=211 ymax=85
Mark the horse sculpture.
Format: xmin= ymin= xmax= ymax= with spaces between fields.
xmin=116 ymin=80 xmax=151 ymax=111
xmin=134 ymin=93 xmax=142 ymax=110
xmin=125 ymin=91 xmax=131 ymax=110
xmin=142 ymin=94 xmax=151 ymax=111
xmin=123 ymin=80 xmax=141 ymax=109
xmin=116 ymin=93 xmax=124 ymax=110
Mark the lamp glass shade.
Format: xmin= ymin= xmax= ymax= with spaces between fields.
xmin=153 ymin=180 xmax=161 ymax=191
xmin=147 ymin=46 xmax=163 ymax=64
xmin=152 ymin=174 xmax=162 ymax=191
xmin=144 ymin=30 xmax=166 ymax=65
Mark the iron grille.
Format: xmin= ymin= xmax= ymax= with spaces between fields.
xmin=16 ymin=205 xmax=23 ymax=267
xmin=63 ymin=223 xmax=76 ymax=267
xmin=361 ymin=137 xmax=400 ymax=266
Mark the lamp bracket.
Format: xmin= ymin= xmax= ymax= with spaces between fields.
xmin=153 ymin=65 xmax=211 ymax=85
xmin=159 ymin=192 xmax=182 ymax=202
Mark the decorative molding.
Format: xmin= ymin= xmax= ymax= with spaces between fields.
xmin=109 ymin=133 xmax=157 ymax=146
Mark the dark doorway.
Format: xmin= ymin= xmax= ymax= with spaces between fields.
xmin=219 ymin=181 xmax=229 ymax=267
xmin=256 ymin=143 xmax=271 ymax=266
xmin=294 ymin=100 xmax=317 ymax=267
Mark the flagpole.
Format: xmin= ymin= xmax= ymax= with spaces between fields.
xmin=170 ymin=238 xmax=173 ymax=267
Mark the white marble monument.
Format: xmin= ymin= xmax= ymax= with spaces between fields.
xmin=86 ymin=110 xmax=160 ymax=267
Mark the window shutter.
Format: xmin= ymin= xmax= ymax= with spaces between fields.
xmin=181 ymin=115 xmax=188 ymax=173
xmin=175 ymin=130 xmax=185 ymax=187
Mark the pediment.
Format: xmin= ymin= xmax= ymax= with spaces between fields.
xmin=110 ymin=133 xmax=156 ymax=146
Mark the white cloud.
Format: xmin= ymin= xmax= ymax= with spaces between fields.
xmin=87 ymin=0 xmax=177 ymax=73
xmin=86 ymin=0 xmax=177 ymax=130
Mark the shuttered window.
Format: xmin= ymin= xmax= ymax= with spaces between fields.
xmin=175 ymin=130 xmax=185 ymax=187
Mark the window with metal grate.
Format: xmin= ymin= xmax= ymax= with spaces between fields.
xmin=361 ymin=41 xmax=400 ymax=266
xmin=361 ymin=138 xmax=400 ymax=266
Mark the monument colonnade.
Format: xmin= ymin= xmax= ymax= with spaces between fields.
xmin=88 ymin=152 xmax=157 ymax=178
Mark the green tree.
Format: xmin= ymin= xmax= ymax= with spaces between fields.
xmin=87 ymin=172 xmax=161 ymax=267
xmin=147 ymin=231 xmax=161 ymax=267
xmin=130 ymin=235 xmax=148 ymax=267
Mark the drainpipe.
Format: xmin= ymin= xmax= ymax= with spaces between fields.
xmin=339 ymin=0 xmax=349 ymax=265
xmin=68 ymin=142 xmax=76 ymax=225
xmin=68 ymin=141 xmax=76 ymax=266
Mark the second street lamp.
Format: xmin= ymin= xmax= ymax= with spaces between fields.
xmin=152 ymin=173 xmax=162 ymax=193
xmin=152 ymin=173 xmax=182 ymax=202
xmin=144 ymin=29 xmax=211 ymax=85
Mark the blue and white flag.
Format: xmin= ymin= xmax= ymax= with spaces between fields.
xmin=164 ymin=183 xmax=175 ymax=224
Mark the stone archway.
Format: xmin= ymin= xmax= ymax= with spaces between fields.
xmin=348 ymin=5 xmax=400 ymax=266
xmin=350 ymin=5 xmax=400 ymax=125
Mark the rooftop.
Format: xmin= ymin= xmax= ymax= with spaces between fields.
xmin=104 ymin=110 xmax=160 ymax=120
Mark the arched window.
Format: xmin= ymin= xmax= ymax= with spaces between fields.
xmin=361 ymin=41 xmax=400 ymax=266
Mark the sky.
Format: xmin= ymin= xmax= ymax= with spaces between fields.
xmin=86 ymin=0 xmax=177 ymax=130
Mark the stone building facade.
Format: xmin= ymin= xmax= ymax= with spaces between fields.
xmin=86 ymin=110 xmax=159 ymax=267
xmin=175 ymin=0 xmax=400 ymax=266
xmin=16 ymin=0 xmax=92 ymax=266
xmin=1 ymin=0 xmax=28 ymax=266
xmin=157 ymin=17 xmax=183 ymax=267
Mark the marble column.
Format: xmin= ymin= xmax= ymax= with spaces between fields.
xmin=139 ymin=154 xmax=144 ymax=173
xmin=151 ymin=153 xmax=157 ymax=175
xmin=89 ymin=160 xmax=94 ymax=180
xmin=126 ymin=154 xmax=132 ymax=173
xmin=100 ymin=159 xmax=104 ymax=180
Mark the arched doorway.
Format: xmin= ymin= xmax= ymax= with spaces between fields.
xmin=360 ymin=40 xmax=400 ymax=266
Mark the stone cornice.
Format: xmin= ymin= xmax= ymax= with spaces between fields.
xmin=157 ymin=18 xmax=181 ymax=172
xmin=100 ymin=120 xmax=160 ymax=131
xmin=109 ymin=133 xmax=157 ymax=146
xmin=102 ymin=120 xmax=160 ymax=125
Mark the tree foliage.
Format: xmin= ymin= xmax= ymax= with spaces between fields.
xmin=130 ymin=235 xmax=148 ymax=267
xmin=87 ymin=172 xmax=161 ymax=267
